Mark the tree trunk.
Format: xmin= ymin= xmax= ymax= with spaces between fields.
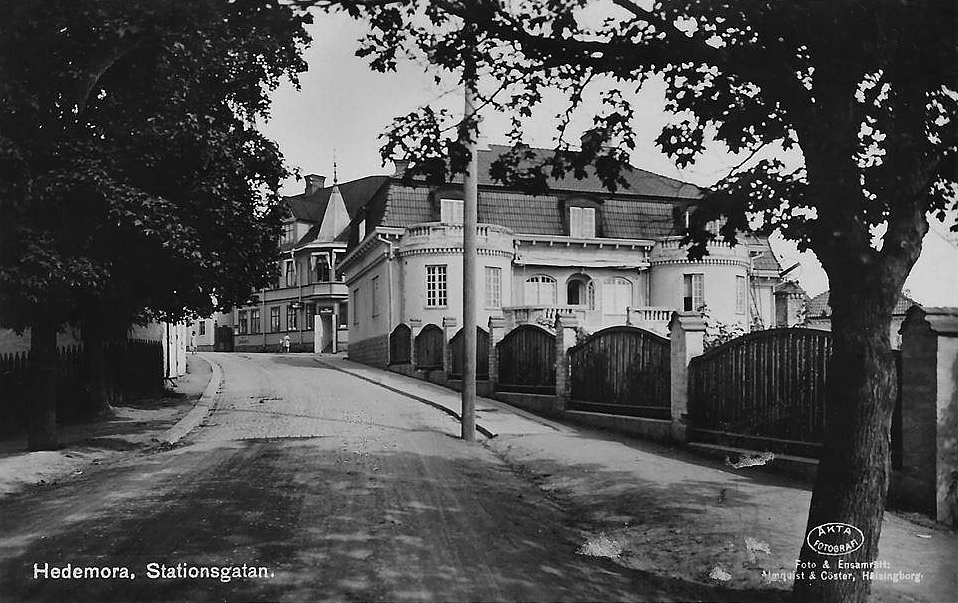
xmin=27 ymin=320 xmax=61 ymax=451
xmin=81 ymin=321 xmax=113 ymax=418
xmin=793 ymin=277 xmax=899 ymax=603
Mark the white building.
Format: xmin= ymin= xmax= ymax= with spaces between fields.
xmin=338 ymin=145 xmax=784 ymax=367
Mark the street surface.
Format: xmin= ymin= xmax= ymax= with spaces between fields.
xmin=0 ymin=353 xmax=755 ymax=602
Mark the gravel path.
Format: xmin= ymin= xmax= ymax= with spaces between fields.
xmin=0 ymin=352 xmax=763 ymax=602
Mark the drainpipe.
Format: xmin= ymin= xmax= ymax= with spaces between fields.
xmin=377 ymin=235 xmax=396 ymax=346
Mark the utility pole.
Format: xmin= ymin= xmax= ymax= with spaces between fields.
xmin=461 ymin=31 xmax=478 ymax=442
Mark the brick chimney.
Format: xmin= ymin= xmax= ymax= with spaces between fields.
xmin=392 ymin=159 xmax=410 ymax=177
xmin=305 ymin=174 xmax=326 ymax=194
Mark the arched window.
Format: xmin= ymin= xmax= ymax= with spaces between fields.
xmin=566 ymin=276 xmax=595 ymax=310
xmin=525 ymin=275 xmax=557 ymax=305
xmin=602 ymin=277 xmax=633 ymax=315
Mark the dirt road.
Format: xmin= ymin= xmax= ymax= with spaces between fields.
xmin=0 ymin=353 xmax=768 ymax=602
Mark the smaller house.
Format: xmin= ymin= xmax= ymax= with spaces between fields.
xmin=804 ymin=290 xmax=919 ymax=348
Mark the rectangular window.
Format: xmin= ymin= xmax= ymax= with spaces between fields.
xmin=426 ymin=265 xmax=447 ymax=307
xmin=440 ymin=199 xmax=464 ymax=225
xmin=269 ymin=306 xmax=281 ymax=333
xmin=371 ymin=276 xmax=380 ymax=316
xmin=305 ymin=303 xmax=316 ymax=330
xmin=736 ymin=275 xmax=746 ymax=314
xmin=484 ymin=266 xmax=501 ymax=308
xmin=683 ymin=274 xmax=705 ymax=312
xmin=339 ymin=301 xmax=349 ymax=327
xmin=238 ymin=310 xmax=248 ymax=335
xmin=284 ymin=259 xmax=296 ymax=287
xmin=198 ymin=321 xmax=206 ymax=336
xmin=569 ymin=206 xmax=596 ymax=238
xmin=358 ymin=219 xmax=366 ymax=241
xmin=282 ymin=222 xmax=295 ymax=244
xmin=353 ymin=288 xmax=360 ymax=325
xmin=250 ymin=309 xmax=261 ymax=334
xmin=315 ymin=253 xmax=331 ymax=282
xmin=287 ymin=305 xmax=298 ymax=331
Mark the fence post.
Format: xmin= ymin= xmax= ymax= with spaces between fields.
xmin=488 ymin=316 xmax=505 ymax=392
xmin=554 ymin=312 xmax=579 ymax=413
xmin=899 ymin=306 xmax=958 ymax=526
xmin=669 ymin=311 xmax=705 ymax=443
xmin=443 ymin=316 xmax=458 ymax=375
xmin=409 ymin=319 xmax=423 ymax=368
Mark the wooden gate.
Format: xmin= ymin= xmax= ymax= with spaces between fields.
xmin=415 ymin=324 xmax=444 ymax=370
xmin=389 ymin=324 xmax=411 ymax=365
xmin=568 ymin=326 xmax=671 ymax=418
xmin=688 ymin=328 xmax=832 ymax=456
xmin=448 ymin=327 xmax=489 ymax=379
xmin=496 ymin=325 xmax=555 ymax=393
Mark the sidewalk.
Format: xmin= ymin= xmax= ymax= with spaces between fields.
xmin=0 ymin=354 xmax=214 ymax=499
xmin=319 ymin=355 xmax=958 ymax=603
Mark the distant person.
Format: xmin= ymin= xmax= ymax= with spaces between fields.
xmin=189 ymin=331 xmax=197 ymax=354
xmin=281 ymin=335 xmax=291 ymax=354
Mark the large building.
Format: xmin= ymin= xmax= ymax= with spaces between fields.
xmin=336 ymin=145 xmax=785 ymax=367
xmin=229 ymin=174 xmax=388 ymax=352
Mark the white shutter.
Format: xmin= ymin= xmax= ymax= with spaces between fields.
xmin=583 ymin=207 xmax=596 ymax=237
xmin=569 ymin=207 xmax=582 ymax=237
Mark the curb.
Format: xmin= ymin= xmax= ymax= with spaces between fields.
xmin=313 ymin=357 xmax=496 ymax=439
xmin=160 ymin=354 xmax=223 ymax=445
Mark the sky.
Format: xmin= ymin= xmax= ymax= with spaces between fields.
xmin=260 ymin=10 xmax=958 ymax=305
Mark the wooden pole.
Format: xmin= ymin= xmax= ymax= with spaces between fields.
xmin=461 ymin=42 xmax=478 ymax=442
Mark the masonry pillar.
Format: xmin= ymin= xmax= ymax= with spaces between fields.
xmin=488 ymin=316 xmax=506 ymax=392
xmin=669 ymin=311 xmax=706 ymax=443
xmin=554 ymin=313 xmax=580 ymax=413
xmin=409 ymin=319 xmax=423 ymax=369
xmin=899 ymin=306 xmax=958 ymax=526
xmin=442 ymin=316 xmax=458 ymax=375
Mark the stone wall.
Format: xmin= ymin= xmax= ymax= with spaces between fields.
xmin=348 ymin=334 xmax=389 ymax=368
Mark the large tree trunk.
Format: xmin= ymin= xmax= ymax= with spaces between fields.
xmin=27 ymin=320 xmax=61 ymax=451
xmin=793 ymin=275 xmax=900 ymax=603
xmin=81 ymin=320 xmax=113 ymax=418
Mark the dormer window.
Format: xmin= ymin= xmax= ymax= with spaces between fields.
xmin=569 ymin=207 xmax=596 ymax=238
xmin=440 ymin=199 xmax=464 ymax=225
xmin=282 ymin=221 xmax=296 ymax=244
xmin=358 ymin=218 xmax=366 ymax=241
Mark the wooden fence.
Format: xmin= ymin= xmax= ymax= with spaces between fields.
xmin=688 ymin=328 xmax=833 ymax=456
xmin=568 ymin=326 xmax=671 ymax=419
xmin=389 ymin=324 xmax=411 ymax=365
xmin=0 ymin=339 xmax=163 ymax=434
xmin=448 ymin=327 xmax=489 ymax=379
xmin=497 ymin=324 xmax=555 ymax=394
xmin=415 ymin=324 xmax=444 ymax=370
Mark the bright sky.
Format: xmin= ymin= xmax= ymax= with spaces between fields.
xmin=261 ymin=11 xmax=958 ymax=305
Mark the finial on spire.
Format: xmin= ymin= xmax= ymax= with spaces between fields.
xmin=333 ymin=148 xmax=338 ymax=185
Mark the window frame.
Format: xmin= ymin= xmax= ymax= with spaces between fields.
xmin=269 ymin=306 xmax=281 ymax=333
xmin=426 ymin=264 xmax=448 ymax=308
xmin=602 ymin=277 xmax=633 ymax=316
xmin=735 ymin=275 xmax=747 ymax=314
xmin=286 ymin=305 xmax=298 ymax=331
xmin=569 ymin=206 xmax=596 ymax=238
xmin=250 ymin=309 xmax=261 ymax=334
xmin=683 ymin=273 xmax=705 ymax=312
xmin=371 ymin=275 xmax=380 ymax=317
xmin=440 ymin=198 xmax=465 ymax=225
xmin=524 ymin=274 xmax=558 ymax=306
xmin=484 ymin=266 xmax=502 ymax=309
xmin=238 ymin=310 xmax=248 ymax=335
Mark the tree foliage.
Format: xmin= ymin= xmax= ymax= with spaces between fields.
xmin=0 ymin=0 xmax=312 ymax=331
xmin=312 ymin=1 xmax=956 ymax=601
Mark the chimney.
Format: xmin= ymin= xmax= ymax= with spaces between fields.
xmin=392 ymin=158 xmax=410 ymax=177
xmin=304 ymin=174 xmax=326 ymax=194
